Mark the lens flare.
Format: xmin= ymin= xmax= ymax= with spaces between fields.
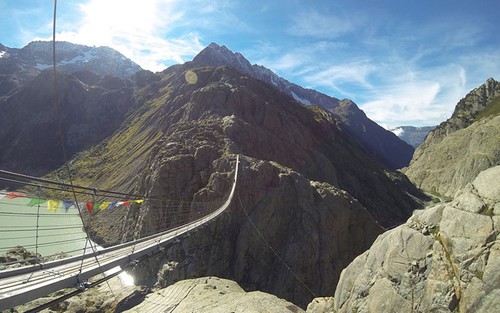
xmin=185 ymin=70 xmax=198 ymax=84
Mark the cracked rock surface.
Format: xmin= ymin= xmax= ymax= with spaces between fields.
xmin=333 ymin=166 xmax=500 ymax=313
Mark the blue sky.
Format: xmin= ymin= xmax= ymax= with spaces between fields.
xmin=1 ymin=0 xmax=499 ymax=128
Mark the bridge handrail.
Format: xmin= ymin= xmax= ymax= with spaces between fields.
xmin=0 ymin=155 xmax=239 ymax=279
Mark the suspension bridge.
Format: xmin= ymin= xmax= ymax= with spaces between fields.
xmin=0 ymin=155 xmax=239 ymax=310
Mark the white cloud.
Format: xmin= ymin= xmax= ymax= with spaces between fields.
xmin=361 ymin=81 xmax=442 ymax=126
xmin=358 ymin=64 xmax=471 ymax=128
xmin=288 ymin=10 xmax=360 ymax=39
xmin=55 ymin=0 xmax=203 ymax=71
xmin=391 ymin=127 xmax=404 ymax=136
xmin=302 ymin=60 xmax=377 ymax=96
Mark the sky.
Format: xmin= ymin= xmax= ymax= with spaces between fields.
xmin=1 ymin=0 xmax=499 ymax=128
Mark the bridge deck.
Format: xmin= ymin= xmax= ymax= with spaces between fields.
xmin=0 ymin=156 xmax=238 ymax=310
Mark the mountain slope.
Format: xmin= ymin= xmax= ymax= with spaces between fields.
xmin=0 ymin=41 xmax=146 ymax=177
xmin=193 ymin=43 xmax=414 ymax=169
xmin=0 ymin=69 xmax=140 ymax=177
xmin=55 ymin=63 xmax=424 ymax=307
xmin=405 ymin=78 xmax=500 ymax=197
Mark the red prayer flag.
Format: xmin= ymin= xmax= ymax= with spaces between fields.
xmin=85 ymin=202 xmax=94 ymax=214
xmin=6 ymin=192 xmax=26 ymax=199
xmin=122 ymin=201 xmax=131 ymax=206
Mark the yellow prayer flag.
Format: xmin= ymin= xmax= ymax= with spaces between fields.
xmin=47 ymin=199 xmax=61 ymax=213
xmin=134 ymin=199 xmax=144 ymax=204
xmin=99 ymin=202 xmax=111 ymax=211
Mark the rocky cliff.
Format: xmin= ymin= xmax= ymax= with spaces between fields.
xmin=405 ymin=78 xmax=500 ymax=197
xmin=333 ymin=165 xmax=500 ymax=312
xmin=57 ymin=63 xmax=425 ymax=307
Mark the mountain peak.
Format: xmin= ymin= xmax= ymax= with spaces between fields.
xmin=192 ymin=42 xmax=413 ymax=169
xmin=193 ymin=42 xmax=253 ymax=74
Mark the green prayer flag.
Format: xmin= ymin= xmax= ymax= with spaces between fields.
xmin=27 ymin=198 xmax=46 ymax=207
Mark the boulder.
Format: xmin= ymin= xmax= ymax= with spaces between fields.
xmin=122 ymin=277 xmax=304 ymax=313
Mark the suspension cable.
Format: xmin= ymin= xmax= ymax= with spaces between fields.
xmin=50 ymin=0 xmax=115 ymax=298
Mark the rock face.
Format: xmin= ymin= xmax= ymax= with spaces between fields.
xmin=137 ymin=158 xmax=384 ymax=308
xmin=333 ymin=165 xmax=500 ymax=313
xmin=405 ymin=115 xmax=500 ymax=197
xmin=193 ymin=43 xmax=414 ymax=169
xmin=122 ymin=277 xmax=305 ymax=313
xmin=62 ymin=64 xmax=424 ymax=307
xmin=405 ymin=78 xmax=500 ymax=197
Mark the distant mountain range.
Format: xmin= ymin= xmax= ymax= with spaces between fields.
xmin=390 ymin=126 xmax=435 ymax=148
xmin=0 ymin=41 xmax=141 ymax=100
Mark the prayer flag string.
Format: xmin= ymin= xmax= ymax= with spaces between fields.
xmin=0 ymin=191 xmax=142 ymax=213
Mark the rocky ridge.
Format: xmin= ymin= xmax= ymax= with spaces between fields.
xmin=333 ymin=165 xmax=500 ymax=312
xmin=405 ymin=78 xmax=500 ymax=197
xmin=193 ymin=43 xmax=414 ymax=169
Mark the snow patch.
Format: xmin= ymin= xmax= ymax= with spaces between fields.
xmin=0 ymin=51 xmax=5 ymax=58
xmin=291 ymin=91 xmax=312 ymax=105
xmin=62 ymin=49 xmax=95 ymax=65
xmin=391 ymin=127 xmax=405 ymax=137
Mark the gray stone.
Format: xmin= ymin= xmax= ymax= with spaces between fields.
xmin=473 ymin=166 xmax=500 ymax=201
xmin=123 ymin=277 xmax=305 ymax=313
xmin=482 ymin=243 xmax=500 ymax=289
xmin=409 ymin=204 xmax=445 ymax=228
xmin=368 ymin=278 xmax=412 ymax=313
xmin=453 ymin=189 xmax=485 ymax=213
xmin=494 ymin=202 xmax=500 ymax=215
xmin=475 ymin=288 xmax=500 ymax=313
xmin=306 ymin=297 xmax=334 ymax=313
xmin=440 ymin=206 xmax=493 ymax=252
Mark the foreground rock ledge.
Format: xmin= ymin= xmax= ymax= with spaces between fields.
xmin=123 ymin=277 xmax=305 ymax=313
xmin=333 ymin=165 xmax=500 ymax=313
